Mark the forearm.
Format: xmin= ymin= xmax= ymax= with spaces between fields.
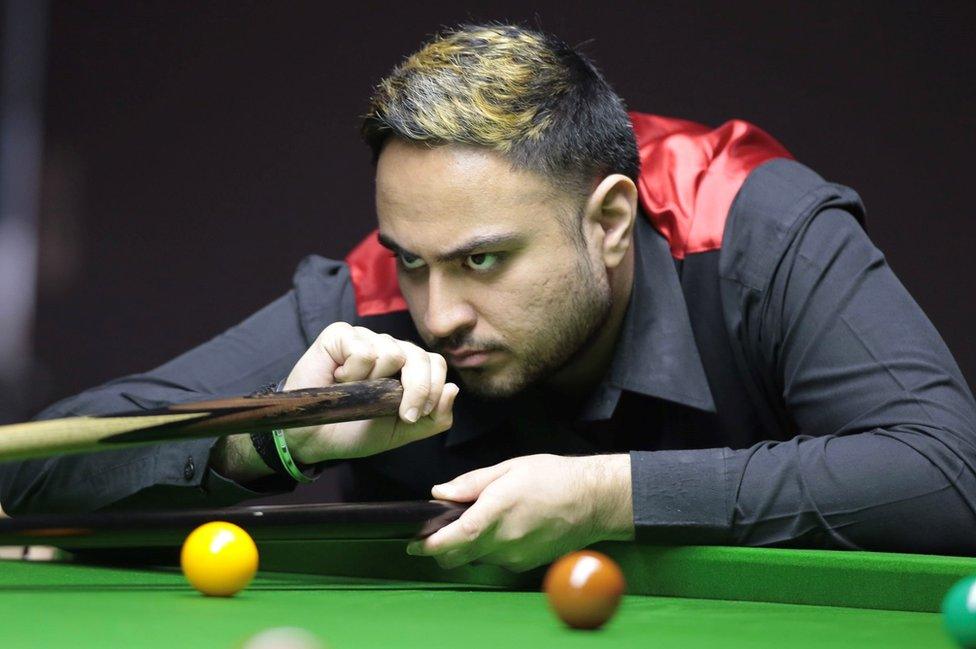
xmin=629 ymin=426 xmax=976 ymax=553
xmin=630 ymin=447 xmax=733 ymax=544
xmin=730 ymin=427 xmax=976 ymax=553
xmin=0 ymin=292 xmax=307 ymax=514
xmin=0 ymin=439 xmax=219 ymax=515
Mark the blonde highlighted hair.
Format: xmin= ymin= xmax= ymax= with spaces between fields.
xmin=362 ymin=23 xmax=639 ymax=195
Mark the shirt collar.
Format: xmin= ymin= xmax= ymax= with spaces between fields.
xmin=583 ymin=213 xmax=716 ymax=418
xmin=446 ymin=213 xmax=715 ymax=446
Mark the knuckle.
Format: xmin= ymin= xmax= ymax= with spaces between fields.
xmin=360 ymin=348 xmax=379 ymax=363
xmin=458 ymin=517 xmax=482 ymax=542
xmin=319 ymin=322 xmax=351 ymax=346
xmin=349 ymin=344 xmax=378 ymax=363
xmin=400 ymin=341 xmax=426 ymax=358
xmin=496 ymin=529 xmax=525 ymax=544
xmin=405 ymin=371 xmax=432 ymax=392
xmin=349 ymin=354 xmax=378 ymax=370
xmin=434 ymin=556 xmax=452 ymax=569
xmin=322 ymin=321 xmax=351 ymax=336
xmin=436 ymin=411 xmax=454 ymax=431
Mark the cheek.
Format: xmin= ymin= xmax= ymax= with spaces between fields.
xmin=485 ymin=263 xmax=583 ymax=341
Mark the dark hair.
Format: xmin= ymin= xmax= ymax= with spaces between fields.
xmin=361 ymin=23 xmax=639 ymax=196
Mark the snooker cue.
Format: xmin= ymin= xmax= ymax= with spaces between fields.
xmin=0 ymin=378 xmax=403 ymax=463
xmin=0 ymin=501 xmax=469 ymax=546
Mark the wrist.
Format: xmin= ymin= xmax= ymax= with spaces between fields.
xmin=210 ymin=433 xmax=274 ymax=483
xmin=271 ymin=378 xmax=332 ymax=466
xmin=585 ymin=454 xmax=635 ymax=542
xmin=285 ymin=427 xmax=333 ymax=465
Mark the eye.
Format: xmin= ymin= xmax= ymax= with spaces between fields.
xmin=465 ymin=252 xmax=501 ymax=271
xmin=397 ymin=251 xmax=426 ymax=270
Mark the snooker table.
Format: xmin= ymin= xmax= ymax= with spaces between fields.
xmin=0 ymin=502 xmax=972 ymax=648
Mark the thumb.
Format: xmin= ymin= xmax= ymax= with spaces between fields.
xmin=432 ymin=460 xmax=512 ymax=502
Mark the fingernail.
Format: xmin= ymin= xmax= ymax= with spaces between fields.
xmin=423 ymin=401 xmax=434 ymax=416
xmin=404 ymin=408 xmax=419 ymax=423
xmin=432 ymin=484 xmax=455 ymax=500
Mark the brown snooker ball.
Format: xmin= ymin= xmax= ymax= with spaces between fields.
xmin=543 ymin=550 xmax=626 ymax=630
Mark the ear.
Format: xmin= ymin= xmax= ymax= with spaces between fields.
xmin=582 ymin=174 xmax=638 ymax=269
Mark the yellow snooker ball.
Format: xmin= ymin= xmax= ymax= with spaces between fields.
xmin=181 ymin=521 xmax=259 ymax=597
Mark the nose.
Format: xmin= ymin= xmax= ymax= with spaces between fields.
xmin=423 ymin=272 xmax=477 ymax=340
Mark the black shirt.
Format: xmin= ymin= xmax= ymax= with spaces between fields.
xmin=2 ymin=159 xmax=975 ymax=555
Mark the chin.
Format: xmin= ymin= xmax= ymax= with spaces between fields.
xmin=455 ymin=365 xmax=534 ymax=400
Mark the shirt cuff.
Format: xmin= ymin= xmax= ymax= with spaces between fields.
xmin=629 ymin=448 xmax=737 ymax=544
xmin=202 ymin=464 xmax=297 ymax=505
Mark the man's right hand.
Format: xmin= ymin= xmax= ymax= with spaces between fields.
xmin=281 ymin=322 xmax=459 ymax=464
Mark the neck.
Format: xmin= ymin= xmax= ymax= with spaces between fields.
xmin=546 ymin=248 xmax=635 ymax=397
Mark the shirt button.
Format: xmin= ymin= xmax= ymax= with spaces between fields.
xmin=183 ymin=457 xmax=195 ymax=481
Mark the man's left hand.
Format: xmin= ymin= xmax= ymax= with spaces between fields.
xmin=406 ymin=454 xmax=634 ymax=572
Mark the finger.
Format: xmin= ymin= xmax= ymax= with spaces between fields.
xmin=415 ymin=495 xmax=497 ymax=556
xmin=405 ymin=540 xmax=423 ymax=555
xmin=431 ymin=459 xmax=512 ymax=502
xmin=367 ymin=334 xmax=408 ymax=379
xmin=397 ymin=342 xmax=432 ymax=423
xmin=406 ymin=542 xmax=485 ymax=570
xmin=397 ymin=382 xmax=458 ymax=444
xmin=375 ymin=383 xmax=459 ymax=453
xmin=475 ymin=552 xmax=538 ymax=573
xmin=423 ymin=353 xmax=448 ymax=417
xmin=428 ymin=382 xmax=459 ymax=433
xmin=284 ymin=322 xmax=351 ymax=389
xmin=333 ymin=328 xmax=379 ymax=381
xmin=434 ymin=547 xmax=489 ymax=570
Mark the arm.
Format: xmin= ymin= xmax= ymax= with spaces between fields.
xmin=632 ymin=207 xmax=976 ymax=553
xmin=0 ymin=291 xmax=309 ymax=514
xmin=0 ymin=256 xmax=460 ymax=515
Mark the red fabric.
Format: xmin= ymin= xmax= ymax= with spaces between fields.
xmin=345 ymin=232 xmax=407 ymax=316
xmin=629 ymin=112 xmax=792 ymax=259
xmin=345 ymin=112 xmax=793 ymax=315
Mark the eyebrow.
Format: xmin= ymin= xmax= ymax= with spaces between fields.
xmin=377 ymin=232 xmax=523 ymax=263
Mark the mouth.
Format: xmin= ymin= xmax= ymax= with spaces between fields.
xmin=443 ymin=348 xmax=495 ymax=368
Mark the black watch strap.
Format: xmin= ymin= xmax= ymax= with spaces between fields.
xmin=247 ymin=380 xmax=320 ymax=482
xmin=247 ymin=381 xmax=292 ymax=478
xmin=250 ymin=430 xmax=288 ymax=475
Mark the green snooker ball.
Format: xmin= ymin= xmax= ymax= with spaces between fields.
xmin=943 ymin=576 xmax=976 ymax=648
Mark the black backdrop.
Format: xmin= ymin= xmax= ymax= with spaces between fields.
xmin=30 ymin=1 xmax=976 ymax=410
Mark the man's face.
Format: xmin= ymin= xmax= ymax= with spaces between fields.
xmin=375 ymin=139 xmax=612 ymax=399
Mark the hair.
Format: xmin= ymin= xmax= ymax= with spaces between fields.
xmin=361 ymin=23 xmax=639 ymax=202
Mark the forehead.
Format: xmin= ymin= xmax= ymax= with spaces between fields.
xmin=375 ymin=140 xmax=567 ymax=245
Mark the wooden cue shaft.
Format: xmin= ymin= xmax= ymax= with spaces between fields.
xmin=0 ymin=378 xmax=403 ymax=463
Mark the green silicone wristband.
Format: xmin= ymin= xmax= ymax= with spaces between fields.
xmin=271 ymin=429 xmax=314 ymax=484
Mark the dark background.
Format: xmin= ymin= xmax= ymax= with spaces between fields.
xmin=21 ymin=1 xmax=976 ymax=411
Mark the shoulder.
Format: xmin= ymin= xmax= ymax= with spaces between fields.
xmin=720 ymin=159 xmax=867 ymax=292
xmin=288 ymin=255 xmax=357 ymax=343
xmin=289 ymin=254 xmax=417 ymax=343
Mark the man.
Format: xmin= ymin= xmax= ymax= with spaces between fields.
xmin=2 ymin=24 xmax=975 ymax=569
